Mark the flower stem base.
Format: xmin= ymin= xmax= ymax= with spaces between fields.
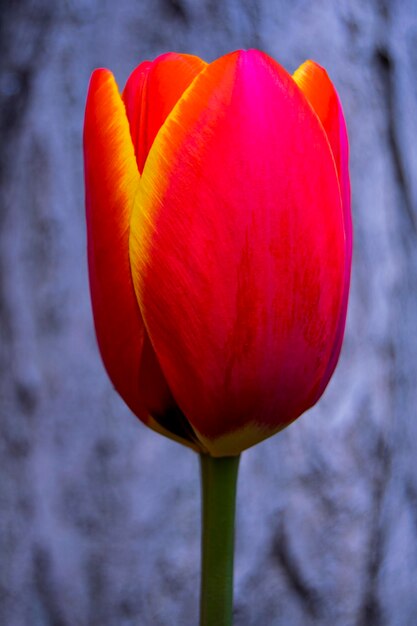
xmin=199 ymin=452 xmax=240 ymax=626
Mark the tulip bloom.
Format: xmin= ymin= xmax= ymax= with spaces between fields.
xmin=84 ymin=50 xmax=351 ymax=458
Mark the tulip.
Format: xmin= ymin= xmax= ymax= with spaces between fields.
xmin=84 ymin=49 xmax=351 ymax=626
xmin=84 ymin=50 xmax=351 ymax=456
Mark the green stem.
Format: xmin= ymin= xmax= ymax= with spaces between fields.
xmin=199 ymin=453 xmax=241 ymax=626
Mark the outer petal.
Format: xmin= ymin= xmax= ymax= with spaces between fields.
xmin=84 ymin=69 xmax=143 ymax=416
xmin=293 ymin=61 xmax=352 ymax=400
xmin=129 ymin=50 xmax=345 ymax=456
xmin=123 ymin=53 xmax=206 ymax=173
xmin=84 ymin=69 xmax=199 ymax=450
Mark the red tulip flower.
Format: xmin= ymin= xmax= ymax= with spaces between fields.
xmin=84 ymin=49 xmax=351 ymax=625
xmin=84 ymin=50 xmax=351 ymax=458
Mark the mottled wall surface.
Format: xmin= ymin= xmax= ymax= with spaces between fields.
xmin=1 ymin=1 xmax=417 ymax=625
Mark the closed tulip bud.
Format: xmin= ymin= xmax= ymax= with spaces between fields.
xmin=84 ymin=50 xmax=351 ymax=458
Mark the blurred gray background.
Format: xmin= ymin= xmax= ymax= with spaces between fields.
xmin=1 ymin=0 xmax=417 ymax=625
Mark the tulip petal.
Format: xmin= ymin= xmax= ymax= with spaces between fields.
xmin=293 ymin=61 xmax=352 ymax=400
xmin=84 ymin=69 xmax=200 ymax=451
xmin=130 ymin=50 xmax=345 ymax=456
xmin=123 ymin=53 xmax=206 ymax=173
xmin=84 ymin=69 xmax=143 ymax=415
